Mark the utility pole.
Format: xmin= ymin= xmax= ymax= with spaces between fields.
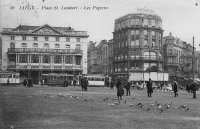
xmin=192 ymin=37 xmax=194 ymax=81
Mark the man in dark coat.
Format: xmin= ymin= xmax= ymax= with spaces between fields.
xmin=124 ymin=79 xmax=131 ymax=96
xmin=191 ymin=80 xmax=198 ymax=99
xmin=146 ymin=78 xmax=153 ymax=97
xmin=110 ymin=81 xmax=114 ymax=89
xmin=23 ymin=79 xmax=28 ymax=87
xmin=116 ymin=78 xmax=124 ymax=100
xmin=64 ymin=79 xmax=68 ymax=87
xmin=81 ymin=77 xmax=84 ymax=91
xmin=83 ymin=77 xmax=88 ymax=91
xmin=186 ymin=82 xmax=190 ymax=93
xmin=173 ymin=80 xmax=178 ymax=97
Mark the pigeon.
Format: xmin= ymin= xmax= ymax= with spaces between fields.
xmin=145 ymin=108 xmax=150 ymax=111
xmin=124 ymin=100 xmax=127 ymax=103
xmin=185 ymin=107 xmax=190 ymax=111
xmin=150 ymin=104 xmax=155 ymax=106
xmin=114 ymin=102 xmax=120 ymax=106
xmin=160 ymin=109 xmax=164 ymax=113
xmin=166 ymin=104 xmax=170 ymax=109
xmin=137 ymin=103 xmax=143 ymax=107
xmin=103 ymin=97 xmax=109 ymax=101
xmin=129 ymin=104 xmax=134 ymax=107
xmin=110 ymin=103 xmax=114 ymax=106
xmin=158 ymin=105 xmax=162 ymax=109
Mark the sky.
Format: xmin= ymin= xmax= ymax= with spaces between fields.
xmin=1 ymin=0 xmax=200 ymax=49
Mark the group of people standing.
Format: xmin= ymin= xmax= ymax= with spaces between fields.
xmin=115 ymin=77 xmax=131 ymax=100
xmin=23 ymin=78 xmax=33 ymax=87
xmin=80 ymin=77 xmax=89 ymax=91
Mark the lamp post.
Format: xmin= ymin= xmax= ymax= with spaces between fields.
xmin=192 ymin=37 xmax=194 ymax=81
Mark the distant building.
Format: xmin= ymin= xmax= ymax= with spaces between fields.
xmin=0 ymin=35 xmax=2 ymax=71
xmin=163 ymin=32 xmax=197 ymax=80
xmin=87 ymin=40 xmax=112 ymax=76
xmin=1 ymin=24 xmax=89 ymax=83
xmin=113 ymin=13 xmax=165 ymax=81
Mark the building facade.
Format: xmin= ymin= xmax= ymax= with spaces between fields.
xmin=1 ymin=24 xmax=89 ymax=83
xmin=163 ymin=32 xmax=197 ymax=81
xmin=87 ymin=40 xmax=112 ymax=76
xmin=113 ymin=13 xmax=164 ymax=80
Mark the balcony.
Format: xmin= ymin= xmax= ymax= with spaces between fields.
xmin=7 ymin=48 xmax=83 ymax=54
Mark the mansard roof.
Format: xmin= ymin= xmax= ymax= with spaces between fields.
xmin=1 ymin=24 xmax=89 ymax=37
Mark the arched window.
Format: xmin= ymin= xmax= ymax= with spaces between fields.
xmin=55 ymin=44 xmax=60 ymax=49
xmin=31 ymin=55 xmax=39 ymax=63
xmin=22 ymin=43 xmax=27 ymax=48
xmin=42 ymin=55 xmax=50 ymax=63
xmin=44 ymin=43 xmax=49 ymax=48
xmin=19 ymin=55 xmax=28 ymax=63
xmin=65 ymin=55 xmax=72 ymax=64
xmin=54 ymin=55 xmax=61 ymax=64
xmin=33 ymin=43 xmax=38 ymax=48
xmin=10 ymin=42 xmax=15 ymax=48
xmin=66 ymin=44 xmax=70 ymax=49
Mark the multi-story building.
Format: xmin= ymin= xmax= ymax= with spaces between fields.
xmin=1 ymin=24 xmax=89 ymax=83
xmin=0 ymin=35 xmax=2 ymax=71
xmin=107 ymin=39 xmax=114 ymax=77
xmin=163 ymin=32 xmax=197 ymax=81
xmin=87 ymin=40 xmax=111 ymax=76
xmin=113 ymin=13 xmax=164 ymax=81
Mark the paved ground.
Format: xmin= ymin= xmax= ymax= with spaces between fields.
xmin=0 ymin=85 xmax=200 ymax=129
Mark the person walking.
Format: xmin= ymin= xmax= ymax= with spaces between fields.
xmin=146 ymin=78 xmax=153 ymax=97
xmin=23 ymin=79 xmax=28 ymax=87
xmin=110 ymin=80 xmax=114 ymax=89
xmin=186 ymin=82 xmax=190 ymax=93
xmin=191 ymin=80 xmax=197 ymax=99
xmin=64 ymin=78 xmax=68 ymax=87
xmin=73 ymin=79 xmax=76 ymax=87
xmin=124 ymin=79 xmax=131 ymax=96
xmin=116 ymin=78 xmax=124 ymax=100
xmin=83 ymin=77 xmax=88 ymax=91
xmin=173 ymin=80 xmax=178 ymax=97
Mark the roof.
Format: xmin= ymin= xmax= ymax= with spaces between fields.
xmin=1 ymin=24 xmax=89 ymax=37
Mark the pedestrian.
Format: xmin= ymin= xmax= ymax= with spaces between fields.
xmin=81 ymin=77 xmax=85 ymax=91
xmin=125 ymin=79 xmax=131 ymax=96
xmin=23 ymin=79 xmax=28 ymax=87
xmin=73 ymin=79 xmax=76 ymax=87
xmin=83 ymin=77 xmax=88 ymax=91
xmin=173 ymin=80 xmax=178 ymax=97
xmin=191 ymin=80 xmax=197 ymax=99
xmin=116 ymin=78 xmax=124 ymax=100
xmin=110 ymin=80 xmax=114 ymax=89
xmin=7 ymin=78 xmax=10 ymax=86
xmin=27 ymin=78 xmax=33 ymax=88
xmin=64 ymin=78 xmax=68 ymax=87
xmin=186 ymin=82 xmax=190 ymax=93
xmin=146 ymin=78 xmax=153 ymax=97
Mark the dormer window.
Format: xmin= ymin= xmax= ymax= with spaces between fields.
xmin=66 ymin=38 xmax=70 ymax=42
xmin=11 ymin=36 xmax=15 ymax=40
xmin=55 ymin=37 xmax=59 ymax=42
xmin=22 ymin=36 xmax=26 ymax=41
xmin=45 ymin=37 xmax=49 ymax=41
xmin=34 ymin=37 xmax=38 ymax=41
xmin=76 ymin=38 xmax=80 ymax=42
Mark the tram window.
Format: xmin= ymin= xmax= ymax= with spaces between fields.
xmin=95 ymin=77 xmax=101 ymax=81
xmin=88 ymin=77 xmax=94 ymax=81
xmin=102 ymin=78 xmax=104 ymax=81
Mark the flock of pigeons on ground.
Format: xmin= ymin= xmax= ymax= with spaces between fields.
xmin=43 ymin=93 xmax=191 ymax=113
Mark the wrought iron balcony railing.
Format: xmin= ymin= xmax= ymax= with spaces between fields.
xmin=8 ymin=48 xmax=83 ymax=54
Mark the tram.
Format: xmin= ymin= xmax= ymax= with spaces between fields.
xmin=0 ymin=71 xmax=20 ymax=85
xmin=82 ymin=74 xmax=110 ymax=87
xmin=42 ymin=73 xmax=74 ymax=86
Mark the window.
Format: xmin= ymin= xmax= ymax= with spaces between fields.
xmin=55 ymin=37 xmax=59 ymax=42
xmin=66 ymin=44 xmax=70 ymax=49
xmin=130 ymin=19 xmax=135 ymax=26
xmin=143 ymin=19 xmax=148 ymax=26
xmin=136 ymin=30 xmax=139 ymax=35
xmin=143 ymin=40 xmax=148 ymax=47
xmin=22 ymin=36 xmax=26 ymax=41
xmin=44 ymin=43 xmax=49 ymax=48
xmin=33 ymin=43 xmax=38 ymax=48
xmin=151 ymin=20 xmax=155 ymax=26
xmin=45 ymin=37 xmax=49 ymax=41
xmin=10 ymin=42 xmax=15 ymax=48
xmin=55 ymin=44 xmax=60 ymax=49
xmin=42 ymin=55 xmax=50 ymax=63
xmin=76 ymin=44 xmax=81 ymax=50
xmin=31 ymin=55 xmax=39 ymax=63
xmin=11 ymin=36 xmax=15 ymax=40
xmin=65 ymin=55 xmax=73 ymax=64
xmin=54 ymin=55 xmax=62 ymax=64
xmin=76 ymin=56 xmax=81 ymax=65
xmin=34 ymin=37 xmax=38 ymax=41
xmin=19 ymin=55 xmax=28 ymax=63
xmin=144 ymin=30 xmax=148 ymax=35
xmin=66 ymin=38 xmax=70 ymax=42
xmin=22 ymin=43 xmax=27 ymax=48
xmin=76 ymin=38 xmax=80 ymax=42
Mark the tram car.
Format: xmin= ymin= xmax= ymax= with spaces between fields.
xmin=0 ymin=71 xmax=20 ymax=85
xmin=82 ymin=74 xmax=110 ymax=87
xmin=42 ymin=73 xmax=74 ymax=86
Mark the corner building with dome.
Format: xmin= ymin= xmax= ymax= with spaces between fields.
xmin=113 ymin=13 xmax=168 ymax=81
